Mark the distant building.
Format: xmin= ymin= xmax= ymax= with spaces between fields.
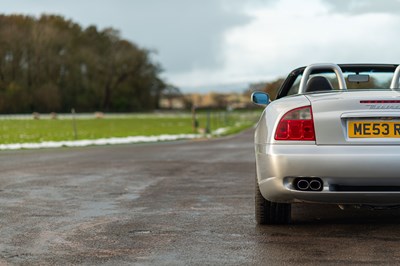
xmin=159 ymin=96 xmax=186 ymax=109
xmin=159 ymin=92 xmax=251 ymax=110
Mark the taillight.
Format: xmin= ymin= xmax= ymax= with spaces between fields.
xmin=275 ymin=106 xmax=315 ymax=141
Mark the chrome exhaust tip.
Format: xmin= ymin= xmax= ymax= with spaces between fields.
xmin=296 ymin=179 xmax=310 ymax=191
xmin=293 ymin=177 xmax=323 ymax=191
xmin=309 ymin=180 xmax=322 ymax=191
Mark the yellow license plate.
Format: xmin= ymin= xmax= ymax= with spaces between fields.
xmin=348 ymin=121 xmax=400 ymax=138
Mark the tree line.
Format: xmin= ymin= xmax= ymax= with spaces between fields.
xmin=0 ymin=14 xmax=166 ymax=113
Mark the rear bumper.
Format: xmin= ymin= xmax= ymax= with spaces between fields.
xmin=256 ymin=143 xmax=400 ymax=204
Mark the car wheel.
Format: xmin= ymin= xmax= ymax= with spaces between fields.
xmin=255 ymin=177 xmax=291 ymax=225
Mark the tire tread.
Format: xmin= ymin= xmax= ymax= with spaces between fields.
xmin=255 ymin=177 xmax=291 ymax=225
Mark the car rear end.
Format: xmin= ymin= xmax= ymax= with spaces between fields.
xmin=256 ymin=90 xmax=400 ymax=205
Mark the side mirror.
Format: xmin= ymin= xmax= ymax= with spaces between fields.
xmin=251 ymin=91 xmax=270 ymax=106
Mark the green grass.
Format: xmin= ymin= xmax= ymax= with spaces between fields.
xmin=0 ymin=111 xmax=261 ymax=144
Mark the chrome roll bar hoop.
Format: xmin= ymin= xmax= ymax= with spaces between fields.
xmin=298 ymin=63 xmax=347 ymax=94
xmin=390 ymin=65 xmax=400 ymax=89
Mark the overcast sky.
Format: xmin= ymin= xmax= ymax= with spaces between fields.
xmin=1 ymin=0 xmax=400 ymax=92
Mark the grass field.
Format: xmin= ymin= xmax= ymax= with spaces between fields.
xmin=0 ymin=111 xmax=260 ymax=144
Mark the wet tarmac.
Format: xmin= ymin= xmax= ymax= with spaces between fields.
xmin=1 ymin=129 xmax=400 ymax=265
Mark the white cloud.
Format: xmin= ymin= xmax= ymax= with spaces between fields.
xmin=171 ymin=0 xmax=400 ymax=90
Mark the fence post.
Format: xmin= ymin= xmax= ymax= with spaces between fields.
xmin=192 ymin=105 xmax=198 ymax=133
xmin=71 ymin=108 xmax=78 ymax=140
xmin=224 ymin=111 xmax=228 ymax=126
xmin=205 ymin=110 xmax=211 ymax=134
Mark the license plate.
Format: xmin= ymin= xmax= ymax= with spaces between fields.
xmin=348 ymin=121 xmax=400 ymax=138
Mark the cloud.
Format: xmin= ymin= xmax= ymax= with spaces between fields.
xmin=121 ymin=0 xmax=251 ymax=73
xmin=172 ymin=0 xmax=400 ymax=90
xmin=322 ymin=0 xmax=400 ymax=15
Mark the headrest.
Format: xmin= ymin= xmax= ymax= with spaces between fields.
xmin=306 ymin=76 xmax=334 ymax=92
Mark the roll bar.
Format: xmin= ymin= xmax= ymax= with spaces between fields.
xmin=298 ymin=63 xmax=347 ymax=94
xmin=390 ymin=65 xmax=400 ymax=89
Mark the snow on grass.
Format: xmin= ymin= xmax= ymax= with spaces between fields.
xmin=0 ymin=134 xmax=202 ymax=150
xmin=0 ymin=121 xmax=255 ymax=151
xmin=212 ymin=127 xmax=229 ymax=135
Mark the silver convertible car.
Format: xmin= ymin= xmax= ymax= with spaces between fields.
xmin=252 ymin=63 xmax=400 ymax=224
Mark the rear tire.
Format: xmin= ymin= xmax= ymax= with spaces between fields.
xmin=255 ymin=177 xmax=291 ymax=225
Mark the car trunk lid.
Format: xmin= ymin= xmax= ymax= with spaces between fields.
xmin=306 ymin=91 xmax=400 ymax=145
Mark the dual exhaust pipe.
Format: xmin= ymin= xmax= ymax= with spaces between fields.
xmin=294 ymin=178 xmax=323 ymax=191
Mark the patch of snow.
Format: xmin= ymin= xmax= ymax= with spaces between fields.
xmin=0 ymin=134 xmax=201 ymax=150
xmin=213 ymin=127 xmax=229 ymax=135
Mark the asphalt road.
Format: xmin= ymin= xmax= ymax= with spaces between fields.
xmin=1 ymin=129 xmax=400 ymax=265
